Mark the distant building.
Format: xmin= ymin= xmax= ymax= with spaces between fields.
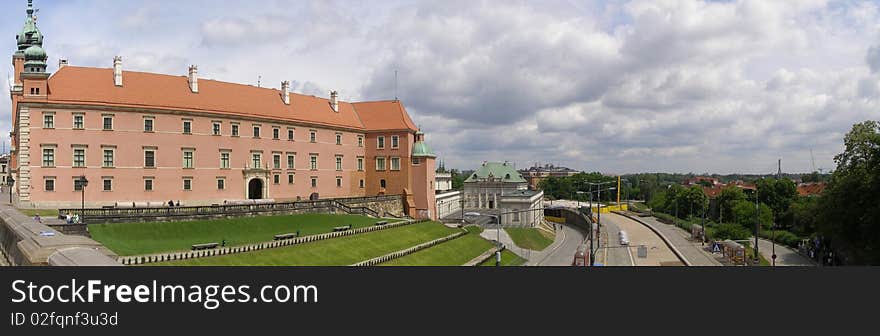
xmin=520 ymin=163 xmax=579 ymax=190
xmin=463 ymin=161 xmax=543 ymax=227
xmin=797 ymin=182 xmax=826 ymax=197
xmin=683 ymin=176 xmax=721 ymax=187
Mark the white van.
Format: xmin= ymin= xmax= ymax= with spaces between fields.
xmin=619 ymin=231 xmax=630 ymax=246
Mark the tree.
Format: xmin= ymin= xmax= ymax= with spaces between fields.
xmin=816 ymin=120 xmax=880 ymax=264
xmin=450 ymin=169 xmax=465 ymax=190
xmin=730 ymin=200 xmax=773 ymax=231
xmin=756 ymin=178 xmax=798 ymax=225
xmin=715 ymin=185 xmax=746 ymax=223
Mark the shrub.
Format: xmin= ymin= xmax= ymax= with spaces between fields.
xmin=713 ymin=223 xmax=752 ymax=241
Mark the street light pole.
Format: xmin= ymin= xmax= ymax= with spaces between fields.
xmin=78 ymin=176 xmax=89 ymax=224
xmin=754 ymin=188 xmax=759 ymax=264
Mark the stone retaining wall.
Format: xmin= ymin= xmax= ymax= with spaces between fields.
xmin=464 ymin=245 xmax=504 ymax=266
xmin=119 ymin=219 xmax=427 ymax=265
xmin=351 ymin=230 xmax=468 ymax=266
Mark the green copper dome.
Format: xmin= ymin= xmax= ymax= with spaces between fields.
xmin=412 ymin=141 xmax=435 ymax=158
xmin=24 ymin=45 xmax=45 ymax=60
xmin=16 ymin=1 xmax=43 ymax=52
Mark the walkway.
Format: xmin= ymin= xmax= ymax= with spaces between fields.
xmin=757 ymin=238 xmax=815 ymax=266
xmin=627 ymin=214 xmax=722 ymax=266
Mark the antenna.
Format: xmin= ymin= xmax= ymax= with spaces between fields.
xmin=810 ymin=148 xmax=816 ymax=173
xmin=394 ymin=69 xmax=398 ymax=101
xmin=777 ymin=158 xmax=782 ymax=179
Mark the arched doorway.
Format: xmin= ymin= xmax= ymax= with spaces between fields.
xmin=248 ymin=178 xmax=264 ymax=199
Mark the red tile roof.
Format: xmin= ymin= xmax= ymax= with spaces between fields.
xmin=42 ymin=66 xmax=417 ymax=132
xmin=797 ymin=183 xmax=826 ymax=196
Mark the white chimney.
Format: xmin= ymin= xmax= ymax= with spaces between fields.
xmin=188 ymin=65 xmax=199 ymax=93
xmin=113 ymin=56 xmax=123 ymax=87
xmin=281 ymin=81 xmax=290 ymax=105
xmin=58 ymin=58 xmax=68 ymax=69
xmin=330 ymin=90 xmax=339 ymax=112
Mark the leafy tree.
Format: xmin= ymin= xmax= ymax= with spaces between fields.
xmin=715 ymin=185 xmax=746 ymax=223
xmin=730 ymin=200 xmax=773 ymax=231
xmin=713 ymin=223 xmax=752 ymax=241
xmin=816 ymin=120 xmax=880 ymax=264
xmin=756 ymin=178 xmax=798 ymax=224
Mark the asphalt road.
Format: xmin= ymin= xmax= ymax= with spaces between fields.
xmin=533 ymin=222 xmax=587 ymax=266
xmin=600 ymin=213 xmax=682 ymax=266
xmin=596 ymin=214 xmax=633 ymax=266
xmin=757 ymin=238 xmax=815 ymax=266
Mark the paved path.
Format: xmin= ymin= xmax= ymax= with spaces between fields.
xmin=628 ymin=215 xmax=723 ymax=266
xmin=530 ymin=222 xmax=586 ymax=266
xmin=600 ymin=213 xmax=681 ymax=266
xmin=757 ymin=238 xmax=815 ymax=266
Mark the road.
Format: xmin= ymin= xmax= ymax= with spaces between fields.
xmin=532 ymin=222 xmax=587 ymax=266
xmin=596 ymin=213 xmax=633 ymax=266
xmin=629 ymin=215 xmax=723 ymax=266
xmin=757 ymin=238 xmax=815 ymax=266
xmin=599 ymin=213 xmax=682 ymax=266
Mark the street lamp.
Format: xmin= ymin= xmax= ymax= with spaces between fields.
xmin=7 ymin=177 xmax=14 ymax=204
xmin=77 ymin=176 xmax=88 ymax=224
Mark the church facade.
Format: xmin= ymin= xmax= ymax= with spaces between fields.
xmin=7 ymin=1 xmax=437 ymax=219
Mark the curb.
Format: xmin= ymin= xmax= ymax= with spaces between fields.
xmin=613 ymin=211 xmax=692 ymax=266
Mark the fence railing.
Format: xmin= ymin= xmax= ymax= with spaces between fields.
xmin=59 ymin=194 xmax=400 ymax=222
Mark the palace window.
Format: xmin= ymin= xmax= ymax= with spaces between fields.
xmin=273 ymin=154 xmax=281 ymax=169
xmin=253 ymin=126 xmax=261 ymax=138
xmin=357 ymin=157 xmax=364 ymax=171
xmin=44 ymin=178 xmax=55 ymax=192
xmin=273 ymin=128 xmax=280 ymax=140
xmin=377 ymin=136 xmax=385 ymax=149
xmin=103 ymin=178 xmax=113 ymax=192
xmin=335 ymin=156 xmax=343 ymax=171
xmin=102 ymin=116 xmax=113 ymax=130
xmin=390 ymin=157 xmax=400 ymax=171
xmin=288 ymin=173 xmax=295 ymax=185
xmin=288 ymin=129 xmax=295 ymax=141
xmin=212 ymin=122 xmax=221 ymax=135
xmin=73 ymin=114 xmax=84 ymax=129
xmin=287 ymin=154 xmax=295 ymax=169
xmin=359 ymin=179 xmax=364 ymax=188
xmin=144 ymin=178 xmax=153 ymax=191
xmin=43 ymin=114 xmax=54 ymax=128
xmin=182 ymin=120 xmax=192 ymax=134
xmin=391 ymin=135 xmax=399 ymax=148
xmin=217 ymin=178 xmax=225 ymax=190
xmin=336 ymin=176 xmax=342 ymax=188
xmin=183 ymin=150 xmax=194 ymax=168
xmin=357 ymin=136 xmax=363 ymax=147
xmin=183 ymin=178 xmax=192 ymax=191
xmin=42 ymin=148 xmax=55 ymax=167
xmin=273 ymin=174 xmax=280 ymax=185
xmin=336 ymin=133 xmax=342 ymax=145
xmin=74 ymin=178 xmax=85 ymax=191
xmin=252 ymin=153 xmax=262 ymax=168
xmin=144 ymin=118 xmax=154 ymax=132
xmin=144 ymin=150 xmax=156 ymax=168
xmin=376 ymin=157 xmax=386 ymax=171
xmin=309 ymin=130 xmax=317 ymax=143
xmin=220 ymin=152 xmax=230 ymax=169
xmin=231 ymin=124 xmax=240 ymax=137
xmin=310 ymin=177 xmax=318 ymax=188
xmin=103 ymin=149 xmax=115 ymax=168
xmin=72 ymin=148 xmax=86 ymax=167
xmin=310 ymin=155 xmax=318 ymax=170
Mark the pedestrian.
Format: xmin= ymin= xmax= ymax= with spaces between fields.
xmin=175 ymin=200 xmax=180 ymax=207
xmin=168 ymin=200 xmax=174 ymax=207
xmin=72 ymin=214 xmax=80 ymax=224
xmin=65 ymin=212 xmax=72 ymax=224
xmin=34 ymin=214 xmax=42 ymax=224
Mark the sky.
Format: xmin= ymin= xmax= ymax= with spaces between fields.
xmin=2 ymin=0 xmax=879 ymax=174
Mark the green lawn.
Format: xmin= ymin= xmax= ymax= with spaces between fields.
xmin=19 ymin=209 xmax=59 ymax=217
xmin=89 ymin=214 xmax=401 ymax=256
xmin=151 ymin=221 xmax=457 ymax=266
xmin=480 ymin=249 xmax=527 ymax=266
xmin=381 ymin=227 xmax=492 ymax=266
xmin=504 ymin=227 xmax=554 ymax=251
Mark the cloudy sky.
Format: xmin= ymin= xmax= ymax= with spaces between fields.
xmin=2 ymin=0 xmax=879 ymax=174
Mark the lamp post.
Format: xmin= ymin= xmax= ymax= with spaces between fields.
xmin=77 ymin=176 xmax=88 ymax=224
xmin=7 ymin=177 xmax=14 ymax=204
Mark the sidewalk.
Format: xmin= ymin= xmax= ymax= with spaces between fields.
xmin=757 ymin=238 xmax=815 ymax=266
xmin=627 ymin=214 xmax=723 ymax=266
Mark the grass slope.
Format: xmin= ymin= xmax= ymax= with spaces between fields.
xmin=151 ymin=221 xmax=456 ymax=266
xmin=381 ymin=227 xmax=492 ymax=266
xmin=89 ymin=214 xmax=399 ymax=256
xmin=504 ymin=227 xmax=554 ymax=251
xmin=479 ymin=249 xmax=527 ymax=266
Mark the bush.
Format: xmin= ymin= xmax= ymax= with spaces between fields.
xmin=760 ymin=229 xmax=801 ymax=248
xmin=712 ymin=223 xmax=752 ymax=241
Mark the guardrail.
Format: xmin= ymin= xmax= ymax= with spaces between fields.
xmin=60 ymin=195 xmax=400 ymax=223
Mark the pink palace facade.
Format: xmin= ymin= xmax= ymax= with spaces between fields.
xmin=8 ymin=1 xmax=437 ymax=219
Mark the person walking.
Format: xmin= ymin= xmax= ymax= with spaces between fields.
xmin=65 ymin=212 xmax=73 ymax=224
xmin=33 ymin=214 xmax=42 ymax=224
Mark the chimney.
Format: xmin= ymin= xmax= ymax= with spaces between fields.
xmin=281 ymin=81 xmax=290 ymax=105
xmin=330 ymin=90 xmax=339 ymax=112
xmin=188 ymin=65 xmax=199 ymax=93
xmin=113 ymin=56 xmax=123 ymax=87
xmin=58 ymin=58 xmax=68 ymax=69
